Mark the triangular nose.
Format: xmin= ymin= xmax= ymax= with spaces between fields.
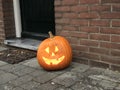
xmin=52 ymin=52 xmax=55 ymax=56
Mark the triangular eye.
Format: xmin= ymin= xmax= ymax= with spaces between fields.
xmin=55 ymin=46 xmax=59 ymax=52
xmin=45 ymin=47 xmax=49 ymax=53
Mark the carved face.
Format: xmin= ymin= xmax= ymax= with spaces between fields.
xmin=42 ymin=46 xmax=65 ymax=65
xmin=37 ymin=34 xmax=72 ymax=70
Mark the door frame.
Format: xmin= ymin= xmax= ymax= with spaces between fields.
xmin=13 ymin=0 xmax=22 ymax=38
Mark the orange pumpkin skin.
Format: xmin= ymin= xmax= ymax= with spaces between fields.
xmin=37 ymin=32 xmax=72 ymax=70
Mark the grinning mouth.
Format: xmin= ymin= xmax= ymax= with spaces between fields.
xmin=42 ymin=56 xmax=65 ymax=65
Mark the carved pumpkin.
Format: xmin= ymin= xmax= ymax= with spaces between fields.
xmin=37 ymin=31 xmax=72 ymax=70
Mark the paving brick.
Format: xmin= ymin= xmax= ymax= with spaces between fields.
xmin=32 ymin=69 xmax=62 ymax=80
xmin=29 ymin=69 xmax=47 ymax=77
xmin=52 ymin=72 xmax=78 ymax=87
xmin=0 ymin=61 xmax=8 ymax=67
xmin=12 ymin=87 xmax=24 ymax=90
xmin=0 ymin=72 xmax=17 ymax=84
xmin=34 ymin=82 xmax=58 ymax=90
xmin=82 ymin=67 xmax=105 ymax=77
xmin=55 ymin=86 xmax=72 ymax=90
xmin=0 ymin=64 xmax=26 ymax=73
xmin=8 ymin=75 xmax=33 ymax=86
xmin=0 ymin=85 xmax=5 ymax=90
xmin=21 ymin=58 xmax=41 ymax=69
xmin=115 ymin=84 xmax=120 ymax=90
xmin=0 ymin=70 xmax=6 ymax=75
xmin=71 ymin=63 xmax=89 ymax=73
xmin=103 ymin=69 xmax=120 ymax=82
xmin=0 ymin=84 xmax=24 ymax=90
xmin=33 ymin=72 xmax=59 ymax=84
xmin=98 ymin=80 xmax=117 ymax=89
xmin=88 ymin=75 xmax=103 ymax=81
xmin=20 ymin=81 xmax=41 ymax=90
xmin=0 ymin=84 xmax=15 ymax=90
xmin=1 ymin=64 xmax=36 ymax=76
xmin=71 ymin=82 xmax=103 ymax=90
xmin=88 ymin=75 xmax=103 ymax=86
xmin=0 ymin=64 xmax=13 ymax=72
xmin=13 ymin=66 xmax=36 ymax=76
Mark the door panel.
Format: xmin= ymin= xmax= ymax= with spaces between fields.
xmin=20 ymin=0 xmax=55 ymax=39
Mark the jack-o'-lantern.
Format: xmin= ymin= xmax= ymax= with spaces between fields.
xmin=37 ymin=31 xmax=72 ymax=70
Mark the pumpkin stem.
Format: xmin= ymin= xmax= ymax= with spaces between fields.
xmin=48 ymin=31 xmax=54 ymax=38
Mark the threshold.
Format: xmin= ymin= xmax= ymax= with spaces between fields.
xmin=4 ymin=38 xmax=41 ymax=51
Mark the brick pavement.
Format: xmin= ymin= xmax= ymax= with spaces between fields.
xmin=0 ymin=47 xmax=120 ymax=90
xmin=0 ymin=58 xmax=120 ymax=90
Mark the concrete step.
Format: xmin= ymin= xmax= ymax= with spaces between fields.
xmin=4 ymin=38 xmax=41 ymax=51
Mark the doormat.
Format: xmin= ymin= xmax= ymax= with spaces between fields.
xmin=0 ymin=47 xmax=36 ymax=64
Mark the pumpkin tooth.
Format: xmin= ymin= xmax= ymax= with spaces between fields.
xmin=58 ymin=56 xmax=65 ymax=61
xmin=42 ymin=56 xmax=65 ymax=65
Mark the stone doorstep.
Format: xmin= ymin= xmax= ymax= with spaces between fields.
xmin=4 ymin=38 xmax=41 ymax=51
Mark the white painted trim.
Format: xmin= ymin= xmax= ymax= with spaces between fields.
xmin=13 ymin=0 xmax=22 ymax=38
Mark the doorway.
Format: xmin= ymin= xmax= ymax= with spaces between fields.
xmin=20 ymin=0 xmax=55 ymax=40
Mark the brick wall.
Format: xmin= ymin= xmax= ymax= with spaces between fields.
xmin=2 ymin=0 xmax=15 ymax=39
xmin=0 ymin=0 xmax=5 ymax=43
xmin=55 ymin=0 xmax=120 ymax=71
xmin=0 ymin=0 xmax=15 ymax=43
